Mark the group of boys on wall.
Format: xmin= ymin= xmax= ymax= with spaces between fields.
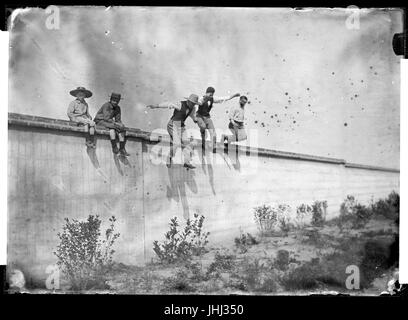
xmin=67 ymin=86 xmax=249 ymax=169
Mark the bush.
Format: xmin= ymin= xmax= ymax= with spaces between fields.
xmin=371 ymin=192 xmax=399 ymax=221
xmin=234 ymin=230 xmax=259 ymax=253
xmin=254 ymin=204 xmax=292 ymax=235
xmin=253 ymin=205 xmax=278 ymax=234
xmin=162 ymin=269 xmax=197 ymax=292
xmin=311 ymin=201 xmax=327 ymax=227
xmin=360 ymin=240 xmax=391 ymax=288
xmin=275 ymin=250 xmax=290 ymax=271
xmin=280 ymin=260 xmax=323 ymax=291
xmin=295 ymin=204 xmax=313 ymax=228
xmin=339 ymin=196 xmax=372 ymax=229
xmin=153 ymin=213 xmax=210 ymax=264
xmin=230 ymin=258 xmax=278 ymax=293
xmin=54 ymin=215 xmax=120 ymax=291
xmin=277 ymin=205 xmax=294 ymax=233
xmin=207 ymin=252 xmax=236 ymax=277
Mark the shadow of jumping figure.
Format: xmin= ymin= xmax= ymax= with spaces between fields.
xmin=86 ymin=145 xmax=100 ymax=169
xmin=166 ymin=163 xmax=198 ymax=220
xmin=199 ymin=148 xmax=216 ymax=195
xmin=113 ymin=154 xmax=124 ymax=176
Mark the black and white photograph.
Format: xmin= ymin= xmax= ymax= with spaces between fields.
xmin=4 ymin=6 xmax=405 ymax=296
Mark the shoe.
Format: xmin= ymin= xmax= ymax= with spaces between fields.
xmin=184 ymin=163 xmax=196 ymax=169
xmin=119 ymin=141 xmax=130 ymax=156
xmin=166 ymin=157 xmax=172 ymax=168
xmin=119 ymin=148 xmax=130 ymax=156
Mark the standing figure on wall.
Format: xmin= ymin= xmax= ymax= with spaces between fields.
xmin=146 ymin=94 xmax=200 ymax=169
xmin=94 ymin=92 xmax=130 ymax=156
xmin=67 ymin=87 xmax=96 ymax=148
xmin=196 ymin=87 xmax=240 ymax=154
xmin=221 ymin=95 xmax=249 ymax=144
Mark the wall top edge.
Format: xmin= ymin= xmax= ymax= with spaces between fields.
xmin=8 ymin=112 xmax=400 ymax=173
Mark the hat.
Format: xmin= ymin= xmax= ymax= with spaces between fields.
xmin=110 ymin=92 xmax=122 ymax=101
xmin=70 ymin=87 xmax=92 ymax=98
xmin=206 ymin=86 xmax=215 ymax=94
xmin=184 ymin=94 xmax=200 ymax=105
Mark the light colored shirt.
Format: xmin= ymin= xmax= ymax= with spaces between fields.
xmin=229 ymin=104 xmax=245 ymax=123
xmin=67 ymin=98 xmax=91 ymax=120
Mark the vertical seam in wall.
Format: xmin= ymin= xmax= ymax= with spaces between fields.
xmin=141 ymin=141 xmax=146 ymax=263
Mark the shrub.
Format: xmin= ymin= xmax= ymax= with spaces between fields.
xmin=387 ymin=191 xmax=399 ymax=215
xmin=230 ymin=258 xmax=278 ymax=293
xmin=339 ymin=196 xmax=372 ymax=229
xmin=254 ymin=204 xmax=292 ymax=235
xmin=301 ymin=227 xmax=323 ymax=246
xmin=371 ymin=192 xmax=399 ymax=221
xmin=295 ymin=204 xmax=313 ymax=228
xmin=207 ymin=252 xmax=236 ymax=277
xmin=162 ymin=269 xmax=196 ymax=292
xmin=153 ymin=213 xmax=210 ymax=264
xmin=311 ymin=200 xmax=327 ymax=227
xmin=280 ymin=260 xmax=323 ymax=291
xmin=360 ymin=240 xmax=391 ymax=288
xmin=54 ymin=215 xmax=120 ymax=291
xmin=277 ymin=208 xmax=293 ymax=233
xmin=275 ymin=250 xmax=290 ymax=271
xmin=234 ymin=230 xmax=259 ymax=253
xmin=253 ymin=205 xmax=278 ymax=234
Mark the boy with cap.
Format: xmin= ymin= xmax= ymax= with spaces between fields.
xmin=146 ymin=94 xmax=200 ymax=169
xmin=221 ymin=95 xmax=249 ymax=144
xmin=197 ymin=87 xmax=240 ymax=153
xmin=67 ymin=86 xmax=96 ymax=148
xmin=94 ymin=92 xmax=130 ymax=156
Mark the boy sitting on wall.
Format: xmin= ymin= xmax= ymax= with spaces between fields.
xmin=67 ymin=87 xmax=96 ymax=148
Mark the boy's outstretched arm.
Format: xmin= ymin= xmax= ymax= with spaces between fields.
xmin=213 ymin=93 xmax=240 ymax=104
xmin=146 ymin=101 xmax=181 ymax=110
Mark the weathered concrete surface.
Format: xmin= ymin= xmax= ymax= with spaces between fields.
xmin=7 ymin=113 xmax=399 ymax=286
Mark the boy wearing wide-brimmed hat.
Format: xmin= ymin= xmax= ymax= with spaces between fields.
xmin=196 ymin=87 xmax=240 ymax=153
xmin=94 ymin=92 xmax=129 ymax=156
xmin=146 ymin=94 xmax=200 ymax=169
xmin=67 ymin=87 xmax=96 ymax=148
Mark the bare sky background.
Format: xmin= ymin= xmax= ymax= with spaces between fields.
xmin=8 ymin=7 xmax=403 ymax=168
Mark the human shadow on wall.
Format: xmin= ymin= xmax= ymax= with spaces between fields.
xmin=118 ymin=154 xmax=131 ymax=167
xmin=166 ymin=163 xmax=198 ymax=220
xmin=86 ymin=145 xmax=100 ymax=169
xmin=199 ymin=148 xmax=216 ymax=196
xmin=113 ymin=154 xmax=124 ymax=176
xmin=223 ymin=144 xmax=241 ymax=172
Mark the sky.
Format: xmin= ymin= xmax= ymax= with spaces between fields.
xmin=8 ymin=7 xmax=403 ymax=168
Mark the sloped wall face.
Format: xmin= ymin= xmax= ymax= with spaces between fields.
xmin=8 ymin=126 xmax=146 ymax=286
xmin=142 ymin=143 xmax=400 ymax=260
xmin=7 ymin=125 xmax=399 ymax=286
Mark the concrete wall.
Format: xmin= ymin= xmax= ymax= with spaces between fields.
xmin=7 ymin=113 xmax=400 ymax=286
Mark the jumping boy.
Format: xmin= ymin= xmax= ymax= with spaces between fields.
xmin=221 ymin=95 xmax=249 ymax=144
xmin=196 ymin=87 xmax=240 ymax=153
xmin=146 ymin=94 xmax=200 ymax=169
